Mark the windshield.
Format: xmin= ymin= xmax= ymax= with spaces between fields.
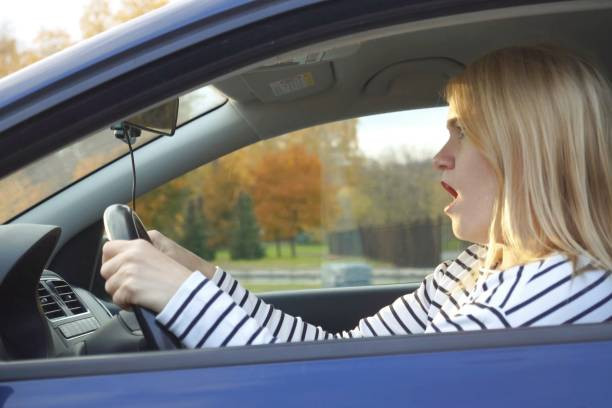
xmin=0 ymin=85 xmax=226 ymax=223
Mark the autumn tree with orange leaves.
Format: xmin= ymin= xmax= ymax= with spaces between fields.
xmin=250 ymin=144 xmax=322 ymax=257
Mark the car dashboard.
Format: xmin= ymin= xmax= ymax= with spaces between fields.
xmin=0 ymin=224 xmax=144 ymax=361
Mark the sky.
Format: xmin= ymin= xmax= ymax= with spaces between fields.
xmin=357 ymin=107 xmax=449 ymax=161
xmin=1 ymin=0 xmax=450 ymax=161
xmin=1 ymin=0 xmax=90 ymax=48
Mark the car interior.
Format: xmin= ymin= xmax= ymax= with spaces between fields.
xmin=1 ymin=0 xmax=611 ymax=364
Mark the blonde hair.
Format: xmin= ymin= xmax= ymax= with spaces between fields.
xmin=445 ymin=45 xmax=612 ymax=271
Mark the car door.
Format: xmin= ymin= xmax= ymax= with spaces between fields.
xmin=1 ymin=0 xmax=611 ymax=407
xmin=2 ymin=324 xmax=611 ymax=407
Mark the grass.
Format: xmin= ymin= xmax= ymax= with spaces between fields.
xmin=214 ymin=242 xmax=388 ymax=270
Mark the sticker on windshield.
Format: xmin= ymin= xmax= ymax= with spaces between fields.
xmin=269 ymin=72 xmax=315 ymax=96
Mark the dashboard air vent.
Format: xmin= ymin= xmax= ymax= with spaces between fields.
xmin=37 ymin=283 xmax=67 ymax=319
xmin=49 ymin=280 xmax=87 ymax=315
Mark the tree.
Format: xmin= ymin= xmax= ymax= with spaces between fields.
xmin=229 ymin=192 xmax=264 ymax=260
xmin=251 ymin=144 xmax=322 ymax=257
xmin=32 ymin=29 xmax=72 ymax=58
xmin=81 ymin=0 xmax=169 ymax=39
xmin=195 ymin=158 xmax=244 ymax=249
xmin=181 ymin=196 xmax=215 ymax=261
xmin=137 ymin=178 xmax=190 ymax=242
xmin=2 ymin=0 xmax=169 ymax=78
xmin=80 ymin=0 xmax=114 ymax=39
xmin=0 ymin=27 xmax=72 ymax=77
xmin=0 ymin=171 xmax=51 ymax=223
xmin=114 ymin=0 xmax=169 ymax=22
xmin=0 ymin=30 xmax=20 ymax=78
xmin=277 ymin=119 xmax=362 ymax=232
xmin=15 ymin=29 xmax=73 ymax=69
xmin=348 ymin=151 xmax=448 ymax=226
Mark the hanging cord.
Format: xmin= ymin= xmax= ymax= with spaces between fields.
xmin=126 ymin=130 xmax=142 ymax=240
xmin=127 ymin=136 xmax=137 ymax=213
xmin=110 ymin=121 xmax=143 ymax=240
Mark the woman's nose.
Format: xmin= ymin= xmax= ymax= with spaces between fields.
xmin=433 ymin=145 xmax=454 ymax=171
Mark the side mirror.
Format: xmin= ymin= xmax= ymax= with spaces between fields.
xmin=123 ymin=98 xmax=179 ymax=136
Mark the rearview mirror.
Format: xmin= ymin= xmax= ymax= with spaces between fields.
xmin=123 ymin=98 xmax=179 ymax=136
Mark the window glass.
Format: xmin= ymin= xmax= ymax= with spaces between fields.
xmin=0 ymin=85 xmax=226 ymax=223
xmin=138 ymin=107 xmax=468 ymax=292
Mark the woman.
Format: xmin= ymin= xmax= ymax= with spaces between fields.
xmin=101 ymin=45 xmax=612 ymax=348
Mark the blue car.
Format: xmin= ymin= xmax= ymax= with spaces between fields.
xmin=1 ymin=0 xmax=611 ymax=406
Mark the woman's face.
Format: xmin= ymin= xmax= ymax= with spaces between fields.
xmin=433 ymin=110 xmax=498 ymax=244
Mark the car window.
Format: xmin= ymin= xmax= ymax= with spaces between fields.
xmin=0 ymin=85 xmax=226 ymax=223
xmin=137 ymin=106 xmax=469 ymax=292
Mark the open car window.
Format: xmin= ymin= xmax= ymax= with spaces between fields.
xmin=0 ymin=85 xmax=226 ymax=223
xmin=138 ymin=106 xmax=469 ymax=292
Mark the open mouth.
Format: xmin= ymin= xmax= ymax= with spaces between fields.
xmin=441 ymin=181 xmax=458 ymax=199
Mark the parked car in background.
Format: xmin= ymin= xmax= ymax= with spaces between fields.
xmin=1 ymin=1 xmax=611 ymax=406
xmin=321 ymin=263 xmax=372 ymax=287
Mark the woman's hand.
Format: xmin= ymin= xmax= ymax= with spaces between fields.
xmin=100 ymin=239 xmax=192 ymax=313
xmin=148 ymin=230 xmax=216 ymax=279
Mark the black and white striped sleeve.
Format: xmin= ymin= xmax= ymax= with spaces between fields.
xmin=156 ymin=272 xmax=274 ymax=347
xmin=214 ymin=265 xmax=445 ymax=338
xmin=209 ymin=267 xmax=330 ymax=342
xmin=499 ymin=258 xmax=612 ymax=327
xmin=426 ymin=302 xmax=511 ymax=333
xmin=156 ymin=262 xmax=445 ymax=348
xmin=426 ymin=256 xmax=612 ymax=332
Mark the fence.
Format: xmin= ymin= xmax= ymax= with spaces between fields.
xmin=327 ymin=217 xmax=466 ymax=267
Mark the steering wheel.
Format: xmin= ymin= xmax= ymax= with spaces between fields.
xmin=103 ymin=204 xmax=181 ymax=350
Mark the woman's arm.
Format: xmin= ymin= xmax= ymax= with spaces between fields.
xmin=146 ymin=230 xmax=439 ymax=343
xmin=101 ymin=231 xmax=474 ymax=348
xmin=210 ymin=266 xmax=440 ymax=339
xmin=155 ymin=262 xmax=446 ymax=348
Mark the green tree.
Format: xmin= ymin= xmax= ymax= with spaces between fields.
xmin=229 ymin=192 xmax=264 ymax=260
xmin=181 ymin=196 xmax=215 ymax=261
xmin=137 ymin=178 xmax=190 ymax=242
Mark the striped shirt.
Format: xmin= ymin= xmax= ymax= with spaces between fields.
xmin=156 ymin=245 xmax=612 ymax=348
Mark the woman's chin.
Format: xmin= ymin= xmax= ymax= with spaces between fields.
xmin=449 ymin=218 xmax=464 ymax=240
xmin=449 ymin=217 xmax=488 ymax=245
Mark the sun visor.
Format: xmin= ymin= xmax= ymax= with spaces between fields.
xmin=364 ymin=58 xmax=464 ymax=102
xmin=216 ymin=61 xmax=335 ymax=103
